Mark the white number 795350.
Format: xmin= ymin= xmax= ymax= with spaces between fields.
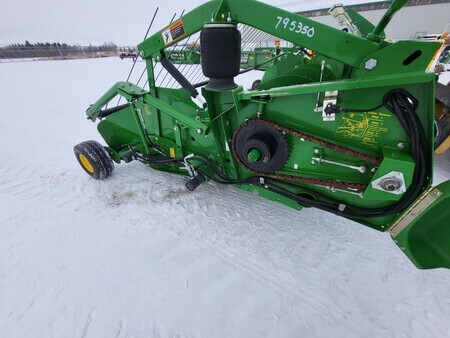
xmin=275 ymin=16 xmax=315 ymax=38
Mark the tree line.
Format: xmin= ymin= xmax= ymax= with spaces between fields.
xmin=0 ymin=41 xmax=136 ymax=59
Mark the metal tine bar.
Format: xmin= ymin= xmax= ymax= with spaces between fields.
xmin=162 ymin=39 xmax=198 ymax=87
xmin=189 ymin=68 xmax=204 ymax=87
xmin=137 ymin=67 xmax=147 ymax=86
xmin=144 ymin=60 xmax=163 ymax=88
xmin=181 ymin=36 xmax=202 ymax=81
xmin=242 ymin=26 xmax=261 ymax=47
xmin=246 ymin=29 xmax=267 ymax=50
xmin=188 ymin=58 xmax=206 ymax=83
xmin=246 ymin=26 xmax=276 ymax=49
xmin=165 ymin=36 xmax=197 ymax=88
xmin=154 ymin=12 xmax=179 ymax=82
xmin=185 ymin=64 xmax=203 ymax=85
xmin=166 ymin=24 xmax=281 ymax=90
xmin=174 ymin=33 xmax=200 ymax=71
xmin=249 ymin=29 xmax=271 ymax=50
xmin=249 ymin=29 xmax=273 ymax=50
xmin=127 ymin=6 xmax=160 ymax=83
xmin=168 ymin=30 xmax=203 ymax=87
xmin=160 ymin=10 xmax=192 ymax=87
xmin=237 ymin=23 xmax=251 ymax=52
xmin=237 ymin=23 xmax=252 ymax=61
xmin=242 ymin=24 xmax=257 ymax=43
xmin=239 ymin=25 xmax=264 ymax=74
xmin=118 ymin=6 xmax=159 ymax=106
xmin=191 ymin=66 xmax=207 ymax=86
xmin=185 ymin=67 xmax=202 ymax=85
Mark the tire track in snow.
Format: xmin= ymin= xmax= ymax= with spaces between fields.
xmin=0 ymin=162 xmax=43 ymax=199
xmin=190 ymin=233 xmax=366 ymax=334
xmin=92 ymin=171 xmax=365 ymax=333
xmin=81 ymin=309 xmax=96 ymax=338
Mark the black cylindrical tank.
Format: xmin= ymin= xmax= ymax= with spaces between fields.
xmin=200 ymin=23 xmax=241 ymax=90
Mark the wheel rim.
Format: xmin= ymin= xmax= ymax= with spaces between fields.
xmin=79 ymin=154 xmax=94 ymax=173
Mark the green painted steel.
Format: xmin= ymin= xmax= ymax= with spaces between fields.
xmin=247 ymin=148 xmax=261 ymax=163
xmin=368 ymin=0 xmax=408 ymax=42
xmin=79 ymin=0 xmax=450 ymax=269
xmin=166 ymin=45 xmax=201 ymax=64
xmin=390 ymin=180 xmax=450 ymax=269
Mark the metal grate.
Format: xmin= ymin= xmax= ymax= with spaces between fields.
xmin=151 ymin=24 xmax=286 ymax=90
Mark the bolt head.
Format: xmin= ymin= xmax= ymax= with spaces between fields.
xmin=196 ymin=128 xmax=203 ymax=134
xmin=311 ymin=160 xmax=317 ymax=165
xmin=380 ymin=177 xmax=402 ymax=192
xmin=397 ymin=143 xmax=406 ymax=149
xmin=365 ymin=58 xmax=377 ymax=70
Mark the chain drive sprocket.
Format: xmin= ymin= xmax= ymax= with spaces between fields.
xmin=231 ymin=119 xmax=383 ymax=191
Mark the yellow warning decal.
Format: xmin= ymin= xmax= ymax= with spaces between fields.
xmin=335 ymin=111 xmax=391 ymax=148
xmin=161 ymin=19 xmax=186 ymax=46
xmin=169 ymin=148 xmax=176 ymax=158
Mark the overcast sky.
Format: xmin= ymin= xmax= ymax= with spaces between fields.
xmin=0 ymin=0 xmax=383 ymax=46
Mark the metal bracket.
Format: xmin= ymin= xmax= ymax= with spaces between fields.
xmin=250 ymin=95 xmax=271 ymax=118
xmin=371 ymin=171 xmax=406 ymax=195
xmin=311 ymin=148 xmax=367 ymax=174
xmin=389 ymin=187 xmax=443 ymax=237
xmin=322 ymin=90 xmax=338 ymax=122
xmin=173 ymin=124 xmax=183 ymax=154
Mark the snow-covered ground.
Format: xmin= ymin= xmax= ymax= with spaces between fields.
xmin=1 ymin=57 xmax=450 ymax=337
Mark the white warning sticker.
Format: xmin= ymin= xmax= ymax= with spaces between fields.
xmin=161 ymin=19 xmax=186 ymax=45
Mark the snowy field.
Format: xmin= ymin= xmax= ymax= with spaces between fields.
xmin=1 ymin=57 xmax=450 ymax=337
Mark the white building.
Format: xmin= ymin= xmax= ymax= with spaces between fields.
xmin=298 ymin=0 xmax=450 ymax=39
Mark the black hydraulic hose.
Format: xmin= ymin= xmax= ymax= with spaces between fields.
xmin=130 ymin=89 xmax=429 ymax=220
xmin=340 ymin=90 xmax=430 ymax=218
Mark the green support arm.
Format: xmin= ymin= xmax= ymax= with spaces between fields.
xmin=138 ymin=0 xmax=381 ymax=68
xmin=86 ymin=82 xmax=147 ymax=121
xmin=86 ymin=82 xmax=209 ymax=133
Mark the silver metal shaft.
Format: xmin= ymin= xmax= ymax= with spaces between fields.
xmin=312 ymin=157 xmax=367 ymax=173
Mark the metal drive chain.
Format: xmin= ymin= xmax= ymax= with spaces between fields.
xmin=231 ymin=119 xmax=383 ymax=191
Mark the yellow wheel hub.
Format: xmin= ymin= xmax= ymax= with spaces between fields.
xmin=79 ymin=154 xmax=94 ymax=173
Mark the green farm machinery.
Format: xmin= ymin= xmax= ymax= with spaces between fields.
xmin=166 ymin=43 xmax=201 ymax=64
xmin=75 ymin=0 xmax=450 ymax=270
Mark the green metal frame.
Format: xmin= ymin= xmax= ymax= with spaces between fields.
xmin=82 ymin=0 xmax=450 ymax=269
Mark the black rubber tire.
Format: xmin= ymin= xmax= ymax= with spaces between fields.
xmin=434 ymin=116 xmax=450 ymax=149
xmin=74 ymin=140 xmax=114 ymax=180
xmin=251 ymin=80 xmax=261 ymax=90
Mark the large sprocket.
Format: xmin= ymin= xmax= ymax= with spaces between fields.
xmin=232 ymin=120 xmax=289 ymax=173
